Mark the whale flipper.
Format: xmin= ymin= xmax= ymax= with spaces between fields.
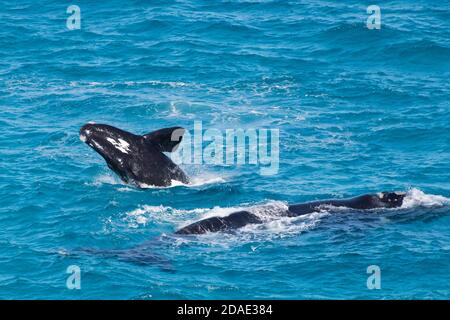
xmin=80 ymin=123 xmax=189 ymax=187
xmin=143 ymin=127 xmax=185 ymax=152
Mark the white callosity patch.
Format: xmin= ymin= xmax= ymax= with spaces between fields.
xmin=106 ymin=137 xmax=131 ymax=154
xmin=378 ymin=191 xmax=406 ymax=198
xmin=79 ymin=129 xmax=91 ymax=142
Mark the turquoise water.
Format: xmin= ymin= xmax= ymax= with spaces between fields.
xmin=1 ymin=0 xmax=450 ymax=299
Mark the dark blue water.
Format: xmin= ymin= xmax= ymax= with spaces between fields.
xmin=1 ymin=0 xmax=449 ymax=299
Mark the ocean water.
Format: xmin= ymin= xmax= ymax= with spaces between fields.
xmin=1 ymin=0 xmax=449 ymax=299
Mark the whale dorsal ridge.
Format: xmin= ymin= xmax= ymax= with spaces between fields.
xmin=143 ymin=127 xmax=185 ymax=152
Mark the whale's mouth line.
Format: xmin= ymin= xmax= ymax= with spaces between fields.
xmin=81 ymin=134 xmax=110 ymax=161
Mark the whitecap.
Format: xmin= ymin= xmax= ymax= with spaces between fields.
xmin=401 ymin=188 xmax=450 ymax=209
xmin=86 ymin=174 xmax=125 ymax=187
xmin=136 ymin=173 xmax=226 ymax=189
xmin=125 ymin=205 xmax=209 ymax=227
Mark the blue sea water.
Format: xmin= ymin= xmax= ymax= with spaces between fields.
xmin=1 ymin=0 xmax=450 ymax=299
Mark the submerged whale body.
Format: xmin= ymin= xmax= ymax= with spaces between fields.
xmin=175 ymin=192 xmax=406 ymax=234
xmin=80 ymin=123 xmax=189 ymax=187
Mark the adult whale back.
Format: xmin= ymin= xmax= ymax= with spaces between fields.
xmin=175 ymin=192 xmax=406 ymax=234
xmin=80 ymin=123 xmax=189 ymax=187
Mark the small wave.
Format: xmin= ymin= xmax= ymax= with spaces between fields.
xmin=88 ymin=172 xmax=225 ymax=189
xmin=87 ymin=174 xmax=125 ymax=187
xmin=187 ymin=175 xmax=227 ymax=187
xmin=242 ymin=210 xmax=330 ymax=238
xmin=69 ymin=80 xmax=194 ymax=89
xmin=117 ymin=187 xmax=138 ymax=193
xmin=137 ymin=174 xmax=226 ymax=189
xmin=125 ymin=205 xmax=210 ymax=227
xmin=247 ymin=201 xmax=289 ymax=222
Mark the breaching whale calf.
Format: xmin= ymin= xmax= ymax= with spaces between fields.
xmin=175 ymin=192 xmax=406 ymax=234
xmin=80 ymin=123 xmax=189 ymax=187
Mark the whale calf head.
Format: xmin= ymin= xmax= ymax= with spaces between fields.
xmin=80 ymin=123 xmax=189 ymax=187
